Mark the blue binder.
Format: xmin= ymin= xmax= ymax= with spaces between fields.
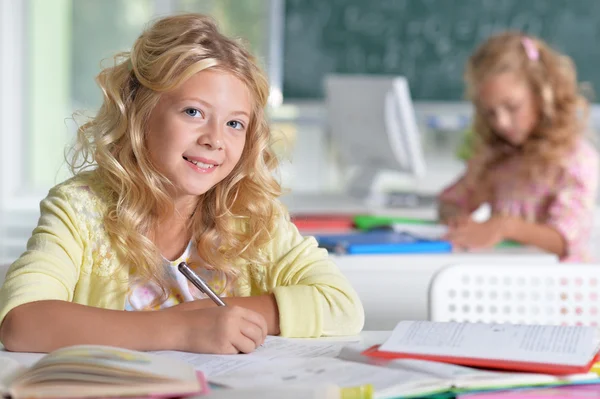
xmin=315 ymin=231 xmax=453 ymax=255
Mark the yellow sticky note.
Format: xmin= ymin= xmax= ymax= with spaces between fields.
xmin=341 ymin=384 xmax=374 ymax=399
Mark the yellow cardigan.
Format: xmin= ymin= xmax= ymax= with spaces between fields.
xmin=0 ymin=174 xmax=364 ymax=340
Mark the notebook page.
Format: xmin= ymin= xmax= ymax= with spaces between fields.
xmin=391 ymin=223 xmax=447 ymax=239
xmin=389 ymin=358 xmax=531 ymax=378
xmin=179 ymin=384 xmax=341 ymax=399
xmin=151 ymin=351 xmax=265 ymax=377
xmin=383 ymin=358 xmax=576 ymax=389
xmin=379 ymin=321 xmax=599 ymax=366
xmin=338 ymin=343 xmax=576 ymax=390
xmin=209 ymin=357 xmax=449 ymax=397
xmin=154 ymin=336 xmax=354 ymax=377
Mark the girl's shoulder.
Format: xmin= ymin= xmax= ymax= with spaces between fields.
xmin=553 ymin=138 xmax=600 ymax=184
xmin=564 ymin=138 xmax=599 ymax=169
xmin=572 ymin=137 xmax=598 ymax=157
xmin=48 ymin=170 xmax=113 ymax=214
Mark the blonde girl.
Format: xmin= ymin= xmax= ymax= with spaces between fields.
xmin=0 ymin=14 xmax=364 ymax=354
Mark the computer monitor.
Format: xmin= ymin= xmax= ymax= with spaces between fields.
xmin=325 ymin=74 xmax=426 ymax=197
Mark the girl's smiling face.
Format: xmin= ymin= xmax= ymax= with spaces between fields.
xmin=145 ymin=69 xmax=251 ymax=209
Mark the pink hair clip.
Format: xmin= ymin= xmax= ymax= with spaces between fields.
xmin=521 ymin=37 xmax=539 ymax=61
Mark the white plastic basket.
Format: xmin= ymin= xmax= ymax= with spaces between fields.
xmin=429 ymin=263 xmax=600 ymax=326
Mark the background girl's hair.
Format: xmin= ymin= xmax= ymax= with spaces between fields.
xmin=68 ymin=13 xmax=281 ymax=301
xmin=464 ymin=31 xmax=589 ymax=183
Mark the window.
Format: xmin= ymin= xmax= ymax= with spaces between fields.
xmin=0 ymin=0 xmax=281 ymax=263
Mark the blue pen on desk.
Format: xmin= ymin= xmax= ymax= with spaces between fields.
xmin=178 ymin=261 xmax=226 ymax=306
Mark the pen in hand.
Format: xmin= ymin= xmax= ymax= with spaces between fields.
xmin=178 ymin=261 xmax=226 ymax=307
xmin=178 ymin=261 xmax=265 ymax=348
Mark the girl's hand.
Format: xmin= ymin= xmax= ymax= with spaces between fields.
xmin=445 ymin=214 xmax=472 ymax=229
xmin=438 ymin=202 xmax=467 ymax=225
xmin=178 ymin=306 xmax=268 ymax=354
xmin=444 ymin=216 xmax=506 ymax=250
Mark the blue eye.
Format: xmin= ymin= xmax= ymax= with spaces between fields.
xmin=227 ymin=120 xmax=245 ymax=130
xmin=184 ymin=108 xmax=202 ymax=118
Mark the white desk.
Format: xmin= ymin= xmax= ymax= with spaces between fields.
xmin=282 ymin=194 xmax=559 ymax=329
xmin=333 ymin=249 xmax=558 ymax=330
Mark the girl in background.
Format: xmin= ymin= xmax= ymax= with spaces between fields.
xmin=439 ymin=32 xmax=598 ymax=262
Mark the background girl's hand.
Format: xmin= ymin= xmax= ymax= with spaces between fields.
xmin=445 ymin=214 xmax=472 ymax=229
xmin=179 ymin=305 xmax=268 ymax=354
xmin=438 ymin=202 xmax=467 ymax=225
xmin=444 ymin=216 xmax=506 ymax=249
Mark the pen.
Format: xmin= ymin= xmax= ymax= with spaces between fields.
xmin=178 ymin=261 xmax=227 ymax=307
xmin=178 ymin=262 xmax=265 ymax=349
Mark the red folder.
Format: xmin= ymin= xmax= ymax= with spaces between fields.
xmin=361 ymin=345 xmax=600 ymax=376
xmin=291 ymin=214 xmax=355 ymax=232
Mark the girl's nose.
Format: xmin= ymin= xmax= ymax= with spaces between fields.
xmin=198 ymin=120 xmax=224 ymax=150
xmin=494 ymin=110 xmax=511 ymax=132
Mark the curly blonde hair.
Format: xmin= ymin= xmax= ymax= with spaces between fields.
xmin=68 ymin=13 xmax=282 ymax=300
xmin=465 ymin=31 xmax=588 ymax=184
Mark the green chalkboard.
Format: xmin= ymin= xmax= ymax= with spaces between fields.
xmin=283 ymin=0 xmax=600 ymax=100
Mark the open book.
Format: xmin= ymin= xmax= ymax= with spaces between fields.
xmin=0 ymin=345 xmax=208 ymax=399
xmin=155 ymin=336 xmax=598 ymax=399
xmin=205 ymin=348 xmax=598 ymax=399
xmin=363 ymin=321 xmax=600 ymax=375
